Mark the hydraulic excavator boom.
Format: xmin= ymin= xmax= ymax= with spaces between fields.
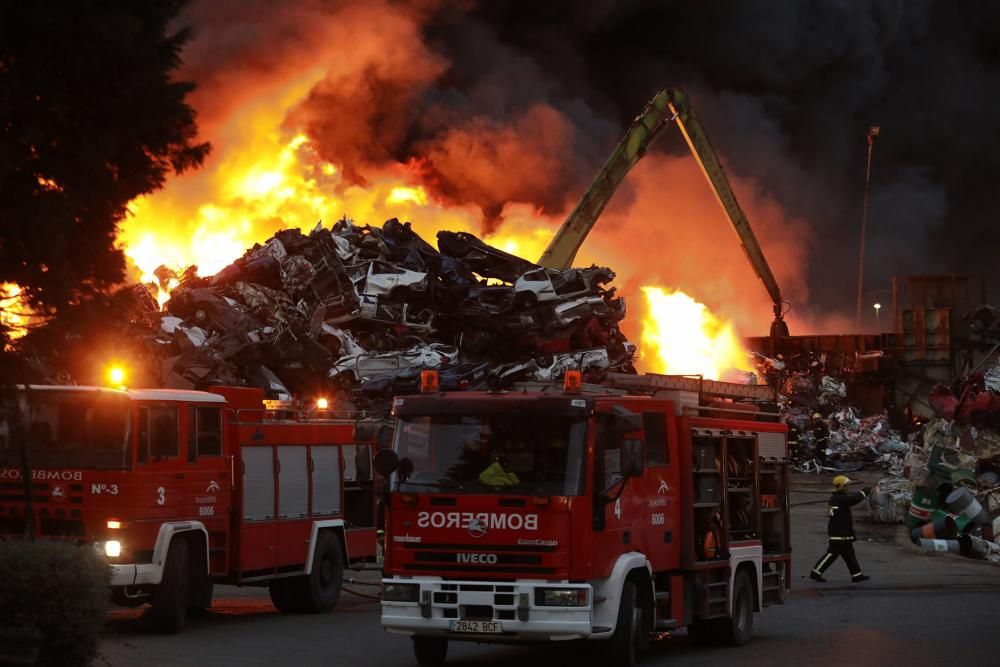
xmin=537 ymin=88 xmax=789 ymax=337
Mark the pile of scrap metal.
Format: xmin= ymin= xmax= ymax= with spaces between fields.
xmin=866 ymin=364 xmax=1000 ymax=565
xmin=134 ymin=218 xmax=634 ymax=412
xmin=766 ymin=352 xmax=907 ymax=474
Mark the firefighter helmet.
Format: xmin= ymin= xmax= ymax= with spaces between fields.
xmin=832 ymin=475 xmax=855 ymax=490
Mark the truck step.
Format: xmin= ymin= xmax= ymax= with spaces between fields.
xmin=654 ymin=591 xmax=670 ymax=601
xmin=654 ymin=618 xmax=679 ymax=631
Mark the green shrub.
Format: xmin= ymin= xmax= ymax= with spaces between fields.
xmin=0 ymin=540 xmax=110 ymax=666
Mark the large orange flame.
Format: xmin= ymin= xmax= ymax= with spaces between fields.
xmin=639 ymin=286 xmax=751 ymax=380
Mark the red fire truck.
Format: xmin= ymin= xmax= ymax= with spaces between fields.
xmin=375 ymin=371 xmax=790 ymax=666
xmin=0 ymin=384 xmax=379 ymax=632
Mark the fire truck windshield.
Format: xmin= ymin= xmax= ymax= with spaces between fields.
xmin=393 ymin=414 xmax=586 ymax=496
xmin=0 ymin=391 xmax=131 ymax=470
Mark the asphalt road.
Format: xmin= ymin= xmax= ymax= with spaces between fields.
xmin=101 ymin=473 xmax=1000 ymax=667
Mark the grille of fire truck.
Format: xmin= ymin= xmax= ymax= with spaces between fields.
xmin=430 ymin=584 xmax=523 ymax=621
xmin=401 ymin=543 xmax=557 ymax=575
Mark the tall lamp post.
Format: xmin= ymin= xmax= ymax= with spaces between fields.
xmin=855 ymin=125 xmax=880 ymax=333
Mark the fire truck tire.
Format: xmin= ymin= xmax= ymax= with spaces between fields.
xmin=151 ymin=539 xmax=190 ymax=634
xmin=268 ymin=579 xmax=299 ymax=613
xmin=189 ymin=578 xmax=214 ymax=613
xmin=412 ymin=637 xmax=448 ymax=666
xmin=717 ymin=569 xmax=754 ymax=646
xmin=298 ymin=531 xmax=345 ymax=613
xmin=604 ymin=580 xmax=641 ymax=666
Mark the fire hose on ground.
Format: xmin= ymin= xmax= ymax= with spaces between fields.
xmin=344 ymin=575 xmax=382 ymax=601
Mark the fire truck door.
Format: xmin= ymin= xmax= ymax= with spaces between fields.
xmin=591 ymin=414 xmax=639 ymax=571
xmin=638 ymin=411 xmax=679 ymax=570
xmin=135 ymin=405 xmax=189 ymax=516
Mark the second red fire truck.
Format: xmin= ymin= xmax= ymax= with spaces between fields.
xmin=376 ymin=371 xmax=790 ymax=666
xmin=0 ymin=384 xmax=379 ymax=632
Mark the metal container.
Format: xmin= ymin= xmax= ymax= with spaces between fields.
xmin=915 ymin=538 xmax=961 ymax=554
xmin=907 ymin=485 xmax=940 ymax=529
xmin=946 ymin=486 xmax=991 ymax=525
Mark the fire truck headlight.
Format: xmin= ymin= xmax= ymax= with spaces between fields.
xmin=383 ymin=583 xmax=420 ymax=602
xmin=104 ymin=540 xmax=122 ymax=558
xmin=536 ymin=588 xmax=588 ymax=607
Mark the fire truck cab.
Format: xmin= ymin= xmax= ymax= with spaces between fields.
xmin=377 ymin=372 xmax=790 ymax=666
xmin=0 ymin=385 xmax=378 ymax=632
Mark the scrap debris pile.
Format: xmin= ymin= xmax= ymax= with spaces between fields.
xmin=867 ymin=365 xmax=1000 ymax=565
xmin=126 ymin=218 xmax=636 ymax=412
xmin=764 ymin=351 xmax=907 ymax=474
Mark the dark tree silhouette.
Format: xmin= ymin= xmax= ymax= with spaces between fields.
xmin=0 ymin=0 xmax=209 ymax=327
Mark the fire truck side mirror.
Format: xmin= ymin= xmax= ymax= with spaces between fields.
xmin=373 ymin=448 xmax=400 ymax=478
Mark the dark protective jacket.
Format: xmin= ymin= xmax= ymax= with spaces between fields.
xmin=827 ymin=490 xmax=867 ymax=540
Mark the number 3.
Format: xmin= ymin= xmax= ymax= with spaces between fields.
xmin=156 ymin=486 xmax=166 ymax=506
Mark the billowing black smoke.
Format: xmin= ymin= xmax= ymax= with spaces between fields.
xmin=177 ymin=0 xmax=1000 ymax=321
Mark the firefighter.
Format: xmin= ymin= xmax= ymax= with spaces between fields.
xmin=810 ymin=475 xmax=871 ymax=583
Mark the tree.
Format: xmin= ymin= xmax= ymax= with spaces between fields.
xmin=0 ymin=0 xmax=209 ymax=538
xmin=0 ymin=0 xmax=209 ymax=324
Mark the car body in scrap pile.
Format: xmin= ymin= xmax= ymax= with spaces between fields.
xmin=36 ymin=217 xmax=635 ymax=421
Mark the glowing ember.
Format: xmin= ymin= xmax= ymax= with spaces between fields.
xmin=0 ymin=283 xmax=30 ymax=340
xmin=639 ymin=286 xmax=751 ymax=380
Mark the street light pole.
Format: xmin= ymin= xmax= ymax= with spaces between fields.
xmin=855 ymin=125 xmax=880 ymax=333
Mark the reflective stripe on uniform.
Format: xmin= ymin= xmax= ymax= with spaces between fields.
xmin=813 ymin=553 xmax=835 ymax=574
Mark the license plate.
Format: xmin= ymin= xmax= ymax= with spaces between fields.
xmin=450 ymin=620 xmax=503 ymax=634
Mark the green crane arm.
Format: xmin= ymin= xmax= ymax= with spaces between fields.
xmin=537 ymin=90 xmax=675 ymax=270
xmin=664 ymin=89 xmax=787 ymax=336
xmin=537 ymin=88 xmax=788 ymax=336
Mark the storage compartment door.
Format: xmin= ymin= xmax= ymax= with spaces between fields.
xmin=311 ymin=446 xmax=342 ymax=516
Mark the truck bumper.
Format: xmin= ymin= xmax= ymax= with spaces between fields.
xmin=110 ymin=563 xmax=161 ymax=587
xmin=381 ymin=578 xmax=593 ymax=642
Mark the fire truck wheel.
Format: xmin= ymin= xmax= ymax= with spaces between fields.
xmin=604 ymin=580 xmax=641 ymax=666
xmin=268 ymin=579 xmax=300 ymax=613
xmin=189 ymin=577 xmax=214 ymax=614
xmin=299 ymin=531 xmax=345 ymax=613
xmin=717 ymin=569 xmax=754 ymax=646
xmin=412 ymin=637 xmax=448 ymax=666
xmin=151 ymin=539 xmax=190 ymax=634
